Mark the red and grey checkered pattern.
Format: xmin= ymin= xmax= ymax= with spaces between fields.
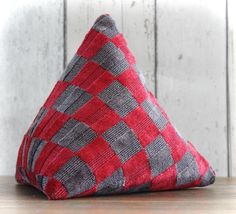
xmin=15 ymin=14 xmax=215 ymax=200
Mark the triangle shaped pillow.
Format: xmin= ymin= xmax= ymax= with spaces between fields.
xmin=15 ymin=14 xmax=215 ymax=200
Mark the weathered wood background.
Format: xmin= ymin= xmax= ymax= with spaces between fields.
xmin=0 ymin=0 xmax=235 ymax=177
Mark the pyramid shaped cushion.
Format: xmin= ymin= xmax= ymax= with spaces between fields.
xmin=15 ymin=14 xmax=215 ymax=200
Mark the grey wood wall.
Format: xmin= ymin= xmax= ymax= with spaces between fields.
xmin=0 ymin=0 xmax=234 ymax=177
xmin=0 ymin=0 xmax=64 ymax=175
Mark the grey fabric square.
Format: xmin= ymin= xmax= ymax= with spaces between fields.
xmin=103 ymin=121 xmax=142 ymax=163
xmin=99 ymin=81 xmax=138 ymax=117
xmin=93 ymin=42 xmax=118 ymax=63
xmin=200 ymin=168 xmax=215 ymax=186
xmin=64 ymin=91 xmax=92 ymax=115
xmin=18 ymin=168 xmax=29 ymax=184
xmin=97 ymin=168 xmax=124 ymax=195
xmin=54 ymin=157 xmax=96 ymax=197
xmin=36 ymin=175 xmax=48 ymax=191
xmin=146 ymin=135 xmax=174 ymax=177
xmin=28 ymin=107 xmax=47 ymax=136
xmin=93 ymin=42 xmax=129 ymax=76
xmin=51 ymin=118 xmax=96 ymax=152
xmin=126 ymin=182 xmax=150 ymax=193
xmin=93 ymin=14 xmax=119 ymax=38
xmin=27 ymin=138 xmax=46 ymax=171
xmin=51 ymin=118 xmax=78 ymax=142
xmin=101 ymin=56 xmax=129 ymax=76
xmin=60 ymin=54 xmax=87 ymax=82
xmin=31 ymin=141 xmax=46 ymax=171
xmin=142 ymin=99 xmax=168 ymax=131
xmin=53 ymin=85 xmax=92 ymax=115
xmin=53 ymin=85 xmax=76 ymax=109
xmin=102 ymin=120 xmax=130 ymax=144
xmin=176 ymin=151 xmax=200 ymax=186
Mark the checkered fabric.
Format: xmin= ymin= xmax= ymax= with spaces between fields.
xmin=15 ymin=14 xmax=215 ymax=200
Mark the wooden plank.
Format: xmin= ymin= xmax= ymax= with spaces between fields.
xmin=228 ymin=0 xmax=236 ymax=176
xmin=156 ymin=0 xmax=227 ymax=176
xmin=66 ymin=0 xmax=155 ymax=93
xmin=1 ymin=176 xmax=236 ymax=213
xmin=121 ymin=0 xmax=155 ymax=93
xmin=66 ymin=0 xmax=122 ymax=63
xmin=0 ymin=0 xmax=64 ymax=175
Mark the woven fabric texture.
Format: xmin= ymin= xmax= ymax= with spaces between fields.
xmin=15 ymin=14 xmax=215 ymax=200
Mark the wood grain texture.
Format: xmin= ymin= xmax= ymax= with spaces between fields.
xmin=228 ymin=0 xmax=236 ymax=176
xmin=0 ymin=0 xmax=64 ymax=175
xmin=66 ymin=0 xmax=122 ymax=62
xmin=120 ymin=0 xmax=155 ymax=92
xmin=156 ymin=0 xmax=227 ymax=176
xmin=66 ymin=0 xmax=155 ymax=93
xmin=0 ymin=176 xmax=235 ymax=213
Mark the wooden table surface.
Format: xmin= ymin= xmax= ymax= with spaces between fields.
xmin=0 ymin=176 xmax=235 ymax=214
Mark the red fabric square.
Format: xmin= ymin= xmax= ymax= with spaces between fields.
xmin=78 ymin=137 xmax=118 ymax=173
xmin=77 ymin=29 xmax=109 ymax=59
xmin=112 ymin=34 xmax=136 ymax=65
xmin=73 ymin=97 xmax=104 ymax=121
xmin=33 ymin=141 xmax=57 ymax=174
xmin=40 ymin=112 xmax=70 ymax=141
xmin=161 ymin=123 xmax=188 ymax=162
xmin=31 ymin=108 xmax=57 ymax=138
xmin=124 ymin=106 xmax=152 ymax=134
xmin=118 ymin=67 xmax=147 ymax=104
xmin=40 ymin=145 xmax=74 ymax=177
xmin=21 ymin=135 xmax=32 ymax=169
xmin=123 ymin=151 xmax=151 ymax=190
xmin=73 ymin=97 xmax=120 ymax=134
xmin=150 ymin=164 xmax=177 ymax=191
xmin=71 ymin=61 xmax=106 ymax=90
xmin=94 ymin=155 xmax=122 ymax=184
xmin=45 ymin=178 xmax=68 ymax=200
xmin=124 ymin=106 xmax=160 ymax=147
xmin=86 ymin=70 xmax=114 ymax=96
